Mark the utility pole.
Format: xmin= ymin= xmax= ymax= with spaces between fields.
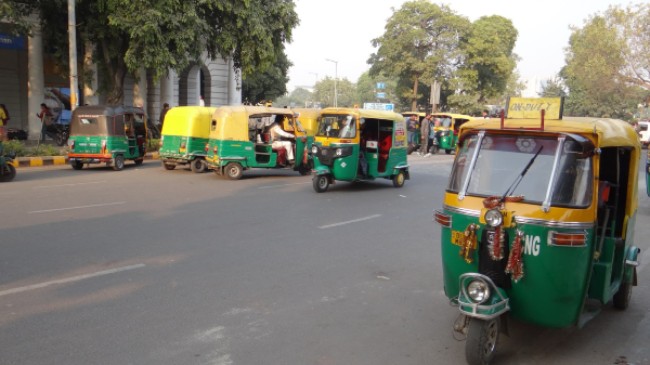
xmin=68 ymin=0 xmax=79 ymax=110
xmin=325 ymin=59 xmax=338 ymax=108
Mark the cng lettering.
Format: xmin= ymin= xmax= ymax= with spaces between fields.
xmin=524 ymin=235 xmax=541 ymax=256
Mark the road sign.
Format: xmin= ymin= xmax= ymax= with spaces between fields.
xmin=364 ymin=103 xmax=394 ymax=111
xmin=376 ymin=92 xmax=386 ymax=99
xmin=376 ymin=82 xmax=386 ymax=90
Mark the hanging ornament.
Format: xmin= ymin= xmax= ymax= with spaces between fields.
xmin=506 ymin=230 xmax=525 ymax=282
xmin=459 ymin=223 xmax=478 ymax=264
xmin=488 ymin=226 xmax=505 ymax=260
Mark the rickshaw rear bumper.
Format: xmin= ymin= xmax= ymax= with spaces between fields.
xmin=457 ymin=273 xmax=510 ymax=320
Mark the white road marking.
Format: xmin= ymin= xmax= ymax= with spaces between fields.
xmin=319 ymin=214 xmax=382 ymax=229
xmin=28 ymin=201 xmax=126 ymax=214
xmin=33 ymin=181 xmax=106 ymax=189
xmin=257 ymin=181 xmax=311 ymax=189
xmin=0 ymin=263 xmax=146 ymax=297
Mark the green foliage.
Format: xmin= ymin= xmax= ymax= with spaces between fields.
xmin=7 ymin=0 xmax=299 ymax=104
xmin=242 ymin=51 xmax=292 ymax=104
xmin=313 ymin=77 xmax=357 ymax=108
xmin=274 ymin=87 xmax=314 ymax=108
xmin=147 ymin=138 xmax=159 ymax=153
xmin=2 ymin=141 xmax=65 ymax=157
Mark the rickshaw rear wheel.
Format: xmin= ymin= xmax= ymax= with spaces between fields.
xmin=313 ymin=175 xmax=329 ymax=193
xmin=71 ymin=160 xmax=84 ymax=170
xmin=190 ymin=158 xmax=207 ymax=173
xmin=224 ymin=162 xmax=243 ymax=180
xmin=392 ymin=171 xmax=405 ymax=188
xmin=134 ymin=158 xmax=144 ymax=166
xmin=613 ymin=275 xmax=633 ymax=310
xmin=445 ymin=149 xmax=452 ymax=155
xmin=163 ymin=162 xmax=176 ymax=170
xmin=298 ymin=165 xmax=311 ymax=176
xmin=0 ymin=164 xmax=16 ymax=182
xmin=113 ymin=155 xmax=125 ymax=171
xmin=465 ymin=317 xmax=499 ymax=365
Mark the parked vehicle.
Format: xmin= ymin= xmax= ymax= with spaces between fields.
xmin=431 ymin=113 xmax=473 ymax=154
xmin=0 ymin=141 xmax=17 ymax=182
xmin=159 ymin=106 xmax=216 ymax=173
xmin=43 ymin=122 xmax=69 ymax=146
xmin=434 ymin=97 xmax=641 ymax=364
xmin=311 ymin=107 xmax=409 ymax=192
xmin=68 ymin=105 xmax=147 ymax=171
xmin=205 ymin=105 xmax=313 ymax=179
xmin=401 ymin=111 xmax=426 ymax=154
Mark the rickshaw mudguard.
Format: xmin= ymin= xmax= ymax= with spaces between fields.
xmin=391 ymin=164 xmax=410 ymax=180
xmin=313 ymin=165 xmax=331 ymax=176
xmin=457 ymin=273 xmax=510 ymax=320
xmin=623 ymin=246 xmax=641 ymax=284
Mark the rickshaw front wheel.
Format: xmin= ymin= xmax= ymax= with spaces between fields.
xmin=224 ymin=162 xmax=243 ymax=180
xmin=392 ymin=171 xmax=405 ymax=188
xmin=190 ymin=158 xmax=207 ymax=173
xmin=113 ymin=155 xmax=125 ymax=171
xmin=313 ymin=175 xmax=329 ymax=193
xmin=465 ymin=317 xmax=499 ymax=365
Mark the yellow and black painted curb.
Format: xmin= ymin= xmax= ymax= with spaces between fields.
xmin=15 ymin=152 xmax=160 ymax=168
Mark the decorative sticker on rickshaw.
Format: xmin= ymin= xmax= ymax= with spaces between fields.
xmin=394 ymin=122 xmax=406 ymax=147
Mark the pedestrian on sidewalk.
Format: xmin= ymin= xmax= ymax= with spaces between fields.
xmin=0 ymin=104 xmax=9 ymax=141
xmin=36 ymin=103 xmax=54 ymax=141
xmin=419 ymin=114 xmax=433 ymax=155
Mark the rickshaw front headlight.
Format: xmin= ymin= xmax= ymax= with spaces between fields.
xmin=467 ymin=279 xmax=490 ymax=303
xmin=335 ymin=148 xmax=343 ymax=156
xmin=484 ymin=209 xmax=503 ymax=227
xmin=312 ymin=145 xmax=318 ymax=155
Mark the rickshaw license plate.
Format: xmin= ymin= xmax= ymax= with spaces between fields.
xmin=451 ymin=230 xmax=464 ymax=246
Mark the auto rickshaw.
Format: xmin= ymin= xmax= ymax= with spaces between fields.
xmin=401 ymin=111 xmax=425 ymax=154
xmin=311 ymin=107 xmax=409 ymax=192
xmin=68 ymin=105 xmax=147 ymax=171
xmin=205 ymin=105 xmax=313 ymax=179
xmin=434 ymin=97 xmax=641 ymax=364
xmin=159 ymin=106 xmax=216 ymax=173
xmin=431 ymin=112 xmax=473 ymax=154
xmin=0 ymin=141 xmax=17 ymax=182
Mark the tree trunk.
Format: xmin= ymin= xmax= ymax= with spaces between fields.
xmin=106 ymin=66 xmax=127 ymax=104
xmin=411 ymin=78 xmax=419 ymax=111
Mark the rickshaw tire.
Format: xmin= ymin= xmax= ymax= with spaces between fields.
xmin=298 ymin=165 xmax=311 ymax=176
xmin=0 ymin=164 xmax=16 ymax=182
xmin=71 ymin=160 xmax=84 ymax=170
xmin=190 ymin=158 xmax=207 ymax=173
xmin=134 ymin=158 xmax=144 ymax=166
xmin=613 ymin=275 xmax=633 ymax=310
xmin=313 ymin=175 xmax=329 ymax=193
xmin=113 ymin=155 xmax=125 ymax=171
xmin=465 ymin=317 xmax=499 ymax=365
xmin=445 ymin=149 xmax=452 ymax=155
xmin=163 ymin=162 xmax=176 ymax=170
xmin=224 ymin=162 xmax=243 ymax=180
xmin=392 ymin=171 xmax=405 ymax=188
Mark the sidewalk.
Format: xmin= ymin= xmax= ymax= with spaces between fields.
xmin=15 ymin=152 xmax=160 ymax=168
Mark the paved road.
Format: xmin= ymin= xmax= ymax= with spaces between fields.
xmin=0 ymin=154 xmax=648 ymax=365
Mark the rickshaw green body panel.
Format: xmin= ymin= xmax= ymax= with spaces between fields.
xmin=646 ymin=149 xmax=650 ymax=196
xmin=440 ymin=207 xmax=595 ymax=328
xmin=159 ymin=106 xmax=215 ymax=165
xmin=209 ymin=137 xmax=312 ymax=169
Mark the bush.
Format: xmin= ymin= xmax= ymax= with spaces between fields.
xmin=147 ymin=138 xmax=160 ymax=152
xmin=1 ymin=141 xmax=66 ymax=157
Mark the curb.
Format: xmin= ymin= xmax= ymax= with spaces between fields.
xmin=15 ymin=152 xmax=160 ymax=168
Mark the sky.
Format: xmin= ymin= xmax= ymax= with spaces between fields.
xmin=285 ymin=0 xmax=634 ymax=96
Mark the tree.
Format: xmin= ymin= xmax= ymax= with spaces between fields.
xmin=8 ymin=0 xmax=299 ymax=104
xmin=607 ymin=4 xmax=650 ymax=90
xmin=242 ymin=50 xmax=292 ymax=105
xmin=368 ymin=0 xmax=470 ymax=111
xmin=539 ymin=76 xmax=567 ymax=98
xmin=562 ymin=13 xmax=640 ymax=118
xmin=273 ymin=87 xmax=314 ymax=108
xmin=355 ymin=72 xmax=401 ymax=109
xmin=313 ymin=77 xmax=356 ymax=108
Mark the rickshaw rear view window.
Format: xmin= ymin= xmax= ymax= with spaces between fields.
xmin=448 ymin=133 xmax=593 ymax=208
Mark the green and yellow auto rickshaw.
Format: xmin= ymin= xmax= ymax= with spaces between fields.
xmin=402 ymin=111 xmax=426 ymax=154
xmin=432 ymin=112 xmax=473 ymax=154
xmin=434 ymin=97 xmax=641 ymax=364
xmin=159 ymin=106 xmax=216 ymax=173
xmin=292 ymin=108 xmax=320 ymax=137
xmin=68 ymin=105 xmax=147 ymax=171
xmin=205 ymin=106 xmax=313 ymax=179
xmin=311 ymin=107 xmax=410 ymax=192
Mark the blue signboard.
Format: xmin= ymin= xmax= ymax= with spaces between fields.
xmin=376 ymin=92 xmax=386 ymax=99
xmin=376 ymin=82 xmax=386 ymax=90
xmin=0 ymin=33 xmax=25 ymax=50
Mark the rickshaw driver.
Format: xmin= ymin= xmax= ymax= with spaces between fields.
xmin=269 ymin=118 xmax=296 ymax=162
xmin=339 ymin=116 xmax=355 ymax=138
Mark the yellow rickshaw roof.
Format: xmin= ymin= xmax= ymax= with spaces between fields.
xmin=460 ymin=117 xmax=640 ymax=148
xmin=292 ymin=108 xmax=321 ymax=118
xmin=431 ymin=113 xmax=474 ymax=120
xmin=162 ymin=106 xmax=216 ymax=137
xmin=213 ymin=105 xmax=295 ymax=118
xmin=321 ymin=107 xmax=404 ymax=121
xmin=401 ymin=111 xmax=426 ymax=117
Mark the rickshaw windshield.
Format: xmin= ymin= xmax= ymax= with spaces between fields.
xmin=448 ymin=133 xmax=593 ymax=208
xmin=316 ymin=114 xmax=356 ymax=138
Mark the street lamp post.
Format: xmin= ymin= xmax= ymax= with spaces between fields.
xmin=325 ymin=59 xmax=338 ymax=108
